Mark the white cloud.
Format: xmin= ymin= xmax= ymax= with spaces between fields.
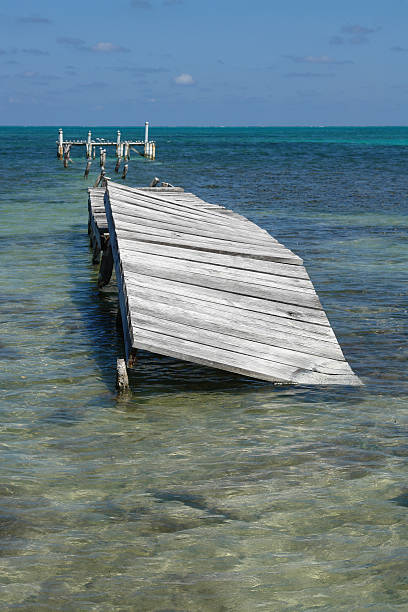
xmin=174 ymin=72 xmax=195 ymax=85
xmin=91 ymin=42 xmax=129 ymax=53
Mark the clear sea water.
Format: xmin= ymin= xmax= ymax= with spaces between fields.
xmin=0 ymin=126 xmax=407 ymax=610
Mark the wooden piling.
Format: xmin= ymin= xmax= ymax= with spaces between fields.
xmin=63 ymin=144 xmax=71 ymax=168
xmin=86 ymin=131 xmax=92 ymax=158
xmin=116 ymin=131 xmax=121 ymax=158
xmin=84 ymin=160 xmax=92 ymax=179
xmin=116 ymin=358 xmax=129 ymax=392
xmin=100 ymin=148 xmax=106 ymax=168
xmin=98 ymin=236 xmax=113 ymax=287
xmin=57 ymin=128 xmax=63 ymax=159
xmin=122 ymin=163 xmax=128 ymax=180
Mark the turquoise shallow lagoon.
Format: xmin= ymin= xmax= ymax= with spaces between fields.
xmin=0 ymin=127 xmax=407 ymax=610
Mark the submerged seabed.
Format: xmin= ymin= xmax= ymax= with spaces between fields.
xmin=0 ymin=127 xmax=407 ymax=610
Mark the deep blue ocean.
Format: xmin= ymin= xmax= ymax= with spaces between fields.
xmin=0 ymin=126 xmax=407 ymax=610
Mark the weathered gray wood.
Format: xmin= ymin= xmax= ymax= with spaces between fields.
xmin=102 ymin=180 xmax=360 ymax=385
xmin=119 ymin=239 xmax=312 ymax=288
xmin=108 ymin=190 xmax=269 ymax=236
xmin=116 ymin=358 xmax=129 ymax=392
xmin=121 ymin=259 xmax=327 ymax=324
xmin=88 ymin=188 xmax=109 ymax=266
xmin=130 ymin=328 xmax=359 ymax=386
xmin=118 ymin=238 xmax=309 ymax=280
xmin=125 ymin=289 xmax=345 ymax=361
xmin=109 ymin=185 xmax=271 ymax=235
xmin=84 ymin=160 xmax=92 ymax=179
xmin=109 ymin=183 xmax=254 ymax=224
xmin=104 ymin=197 xmax=134 ymax=362
xmin=129 ymin=312 xmax=351 ymax=375
xmin=125 ymin=275 xmax=337 ymax=342
xmin=138 ymin=186 xmax=185 ymax=192
xmin=114 ymin=225 xmax=302 ymax=265
xmin=111 ymin=204 xmax=282 ymax=248
xmin=119 ymin=251 xmax=320 ymax=309
xmin=107 ymin=184 xmax=269 ymax=230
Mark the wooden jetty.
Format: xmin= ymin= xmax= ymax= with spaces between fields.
xmin=58 ymin=122 xmax=156 ymax=165
xmin=88 ymin=180 xmax=361 ymax=386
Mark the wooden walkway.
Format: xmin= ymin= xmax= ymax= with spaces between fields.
xmin=89 ymin=181 xmax=360 ymax=385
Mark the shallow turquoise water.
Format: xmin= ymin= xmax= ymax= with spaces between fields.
xmin=0 ymin=127 xmax=407 ymax=610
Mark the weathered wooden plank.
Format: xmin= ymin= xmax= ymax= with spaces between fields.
xmin=119 ymin=250 xmax=320 ymax=309
xmin=112 ymin=206 xmax=283 ymax=249
xmin=125 ymin=275 xmax=337 ymax=342
xmin=121 ymin=261 xmax=329 ymax=325
xmin=119 ymin=240 xmax=312 ymax=290
xmin=109 ymin=188 xmax=276 ymax=238
xmin=130 ymin=312 xmax=351 ymax=375
xmin=125 ymin=289 xmax=345 ymax=361
xmin=130 ymin=328 xmax=359 ymax=385
xmin=118 ymin=238 xmax=309 ymax=280
xmin=138 ymin=187 xmax=185 ymax=192
xmin=103 ymin=195 xmax=134 ymax=362
xmin=109 ymin=185 xmax=243 ymax=222
xmin=114 ymin=225 xmax=302 ymax=265
xmin=109 ymin=184 xmax=266 ymax=232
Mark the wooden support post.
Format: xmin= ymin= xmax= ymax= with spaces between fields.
xmin=98 ymin=236 xmax=113 ymax=287
xmin=115 ymin=157 xmax=121 ymax=173
xmin=93 ymin=146 xmax=96 ymax=159
xmin=63 ymin=144 xmax=71 ymax=168
xmin=86 ymin=131 xmax=92 ymax=158
xmin=92 ymin=241 xmax=100 ymax=265
xmin=124 ymin=142 xmax=130 ymax=160
xmin=150 ymin=176 xmax=160 ymax=187
xmin=57 ymin=128 xmax=63 ymax=159
xmin=116 ymin=358 xmax=129 ymax=392
xmin=122 ymin=163 xmax=128 ymax=180
xmin=151 ymin=142 xmax=156 ymax=160
xmin=145 ymin=121 xmax=149 ymax=145
xmin=116 ymin=130 xmax=121 ymax=158
xmin=84 ymin=160 xmax=92 ymax=179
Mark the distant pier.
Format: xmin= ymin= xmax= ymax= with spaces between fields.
xmin=57 ymin=122 xmax=156 ymax=169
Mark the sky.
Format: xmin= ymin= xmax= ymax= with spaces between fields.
xmin=1 ymin=0 xmax=408 ymax=125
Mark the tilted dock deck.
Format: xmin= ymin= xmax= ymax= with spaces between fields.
xmin=89 ymin=181 xmax=360 ymax=386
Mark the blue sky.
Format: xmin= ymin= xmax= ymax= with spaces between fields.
xmin=1 ymin=0 xmax=407 ymax=125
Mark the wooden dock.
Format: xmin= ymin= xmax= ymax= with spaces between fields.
xmin=88 ymin=181 xmax=360 ymax=386
xmin=58 ymin=123 xmax=156 ymax=165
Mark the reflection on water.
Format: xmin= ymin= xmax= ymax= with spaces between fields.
xmin=0 ymin=127 xmax=407 ymax=610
